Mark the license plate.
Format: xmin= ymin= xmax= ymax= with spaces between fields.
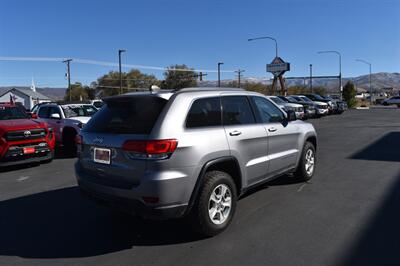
xmin=93 ymin=147 xmax=111 ymax=164
xmin=23 ymin=147 xmax=35 ymax=154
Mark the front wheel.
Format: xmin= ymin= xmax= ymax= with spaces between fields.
xmin=190 ymin=171 xmax=237 ymax=237
xmin=295 ymin=142 xmax=316 ymax=181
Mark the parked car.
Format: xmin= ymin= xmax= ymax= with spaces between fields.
xmin=303 ymin=94 xmax=336 ymax=114
xmin=327 ymin=94 xmax=348 ymax=111
xmin=323 ymin=95 xmax=345 ymax=114
xmin=293 ymin=95 xmax=329 ymax=116
xmin=278 ymin=96 xmax=317 ymax=119
xmin=75 ymin=88 xmax=318 ymax=236
xmin=382 ymin=96 xmax=400 ymax=107
xmin=35 ymin=103 xmax=98 ymax=154
xmin=267 ymin=96 xmax=305 ymax=120
xmin=0 ymin=103 xmax=55 ymax=167
xmin=90 ymin=100 xmax=104 ymax=109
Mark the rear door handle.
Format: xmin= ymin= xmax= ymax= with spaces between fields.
xmin=268 ymin=127 xmax=277 ymax=132
xmin=229 ymin=130 xmax=242 ymax=136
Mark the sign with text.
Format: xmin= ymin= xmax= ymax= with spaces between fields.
xmin=267 ymin=57 xmax=290 ymax=76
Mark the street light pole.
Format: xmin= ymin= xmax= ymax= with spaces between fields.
xmin=248 ymin=36 xmax=278 ymax=58
xmin=217 ymin=62 xmax=224 ymax=87
xmin=62 ymin=59 xmax=72 ymax=102
xmin=317 ymin=50 xmax=342 ymax=98
xmin=356 ymin=59 xmax=372 ymax=104
xmin=118 ymin=49 xmax=126 ymax=94
xmin=310 ymin=64 xmax=313 ymax=93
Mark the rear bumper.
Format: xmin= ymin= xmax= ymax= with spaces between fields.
xmin=75 ymin=162 xmax=194 ymax=220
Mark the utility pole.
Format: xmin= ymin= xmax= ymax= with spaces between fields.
xmin=218 ymin=62 xmax=224 ymax=87
xmin=118 ymin=49 xmax=126 ymax=94
xmin=63 ymin=59 xmax=72 ymax=102
xmin=235 ymin=69 xmax=245 ymax=88
xmin=309 ymin=64 xmax=313 ymax=93
xmin=198 ymin=72 xmax=208 ymax=81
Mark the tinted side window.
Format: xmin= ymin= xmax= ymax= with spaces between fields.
xmin=38 ymin=106 xmax=50 ymax=118
xmin=222 ymin=96 xmax=255 ymax=125
xmin=186 ymin=97 xmax=221 ymax=128
xmin=252 ymin=97 xmax=285 ymax=123
xmin=49 ymin=107 xmax=61 ymax=118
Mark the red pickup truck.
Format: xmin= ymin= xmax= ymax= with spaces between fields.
xmin=0 ymin=103 xmax=55 ymax=167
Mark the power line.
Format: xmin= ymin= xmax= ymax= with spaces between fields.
xmin=0 ymin=56 xmax=236 ymax=73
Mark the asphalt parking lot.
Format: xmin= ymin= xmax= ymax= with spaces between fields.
xmin=1 ymin=109 xmax=400 ymax=266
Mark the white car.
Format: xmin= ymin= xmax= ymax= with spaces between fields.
xmin=296 ymin=95 xmax=329 ymax=116
xmin=35 ymin=103 xmax=98 ymax=153
xmin=268 ymin=96 xmax=305 ymax=119
xmin=90 ymin=100 xmax=104 ymax=109
xmin=382 ymin=96 xmax=400 ymax=106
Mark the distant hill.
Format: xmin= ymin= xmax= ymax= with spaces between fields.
xmin=200 ymin=72 xmax=400 ymax=92
xmin=0 ymin=86 xmax=66 ymax=100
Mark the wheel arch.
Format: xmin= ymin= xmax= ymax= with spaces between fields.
xmin=185 ymin=156 xmax=242 ymax=215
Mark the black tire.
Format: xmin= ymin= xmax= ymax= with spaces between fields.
xmin=190 ymin=171 xmax=237 ymax=237
xmin=62 ymin=129 xmax=77 ymax=156
xmin=41 ymin=150 xmax=55 ymax=164
xmin=295 ymin=141 xmax=316 ymax=181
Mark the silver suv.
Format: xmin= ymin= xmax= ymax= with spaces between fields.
xmin=75 ymin=88 xmax=317 ymax=236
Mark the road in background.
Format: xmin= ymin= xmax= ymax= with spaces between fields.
xmin=1 ymin=109 xmax=400 ymax=266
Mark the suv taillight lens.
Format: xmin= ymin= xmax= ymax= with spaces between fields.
xmin=122 ymin=139 xmax=178 ymax=159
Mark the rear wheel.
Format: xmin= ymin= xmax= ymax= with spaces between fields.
xmin=295 ymin=141 xmax=316 ymax=181
xmin=190 ymin=171 xmax=237 ymax=237
xmin=62 ymin=129 xmax=77 ymax=156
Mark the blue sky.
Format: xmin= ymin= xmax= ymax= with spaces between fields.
xmin=0 ymin=0 xmax=399 ymax=87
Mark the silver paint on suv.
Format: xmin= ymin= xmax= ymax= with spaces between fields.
xmin=75 ymin=88 xmax=317 ymax=236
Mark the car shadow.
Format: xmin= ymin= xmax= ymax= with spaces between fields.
xmin=240 ymin=174 xmax=305 ymax=199
xmin=0 ymin=186 xmax=201 ymax=259
xmin=339 ymin=172 xmax=400 ymax=266
xmin=349 ymin=131 xmax=400 ymax=162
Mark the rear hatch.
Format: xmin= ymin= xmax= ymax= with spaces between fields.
xmin=78 ymin=95 xmax=169 ymax=189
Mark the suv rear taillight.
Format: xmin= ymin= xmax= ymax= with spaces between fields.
xmin=122 ymin=139 xmax=178 ymax=160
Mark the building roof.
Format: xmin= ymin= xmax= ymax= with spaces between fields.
xmin=0 ymin=87 xmax=51 ymax=100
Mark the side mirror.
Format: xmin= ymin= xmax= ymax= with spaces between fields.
xmin=286 ymin=110 xmax=297 ymax=121
xmin=31 ymin=113 xmax=38 ymax=119
xmin=50 ymin=113 xmax=61 ymax=119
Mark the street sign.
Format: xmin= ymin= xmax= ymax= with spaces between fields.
xmin=267 ymin=57 xmax=290 ymax=76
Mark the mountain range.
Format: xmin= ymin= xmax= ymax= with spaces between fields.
xmin=200 ymin=72 xmax=400 ymax=92
xmin=2 ymin=72 xmax=399 ymax=100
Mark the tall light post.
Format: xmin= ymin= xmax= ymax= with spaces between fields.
xmin=309 ymin=64 xmax=313 ymax=93
xmin=62 ymin=59 xmax=72 ymax=102
xmin=118 ymin=49 xmax=126 ymax=94
xmin=217 ymin=62 xmax=224 ymax=87
xmin=248 ymin=36 xmax=278 ymax=58
xmin=356 ymin=59 xmax=372 ymax=104
xmin=317 ymin=50 xmax=342 ymax=97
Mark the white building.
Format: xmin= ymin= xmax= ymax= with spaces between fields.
xmin=0 ymin=80 xmax=51 ymax=110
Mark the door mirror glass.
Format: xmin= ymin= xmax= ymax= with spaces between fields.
xmin=286 ymin=110 xmax=297 ymax=121
xmin=50 ymin=113 xmax=61 ymax=119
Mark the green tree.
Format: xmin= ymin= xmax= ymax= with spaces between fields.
xmin=95 ymin=69 xmax=159 ymax=97
xmin=343 ymin=81 xmax=357 ymax=107
xmin=161 ymin=64 xmax=197 ymax=90
xmin=64 ymin=82 xmax=90 ymax=101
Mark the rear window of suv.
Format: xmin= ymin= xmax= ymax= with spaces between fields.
xmin=84 ymin=96 xmax=167 ymax=134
